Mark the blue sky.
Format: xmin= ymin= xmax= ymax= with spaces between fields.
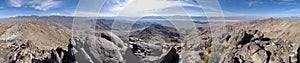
xmin=0 ymin=0 xmax=300 ymax=18
xmin=0 ymin=0 xmax=78 ymax=18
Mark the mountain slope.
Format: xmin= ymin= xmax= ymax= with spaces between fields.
xmin=129 ymin=24 xmax=181 ymax=43
xmin=229 ymin=18 xmax=300 ymax=42
xmin=0 ymin=22 xmax=71 ymax=49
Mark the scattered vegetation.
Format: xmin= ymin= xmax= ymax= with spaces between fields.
xmin=203 ymin=56 xmax=209 ymax=63
xmin=283 ymin=46 xmax=288 ymax=52
xmin=271 ymin=51 xmax=275 ymax=56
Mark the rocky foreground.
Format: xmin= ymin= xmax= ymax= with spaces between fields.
xmin=182 ymin=18 xmax=300 ymax=63
xmin=0 ymin=18 xmax=300 ymax=63
xmin=0 ymin=22 xmax=72 ymax=63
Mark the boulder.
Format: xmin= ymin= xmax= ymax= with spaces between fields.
xmin=70 ymin=35 xmax=124 ymax=63
xmin=160 ymin=47 xmax=179 ymax=63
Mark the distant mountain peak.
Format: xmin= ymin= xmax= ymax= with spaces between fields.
xmin=130 ymin=24 xmax=181 ymax=43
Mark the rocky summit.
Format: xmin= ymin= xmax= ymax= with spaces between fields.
xmin=0 ymin=16 xmax=300 ymax=63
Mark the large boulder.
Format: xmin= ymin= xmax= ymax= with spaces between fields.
xmin=69 ymin=31 xmax=127 ymax=63
xmin=69 ymin=35 xmax=124 ymax=63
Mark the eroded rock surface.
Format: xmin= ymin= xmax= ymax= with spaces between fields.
xmin=69 ymin=31 xmax=126 ymax=63
xmin=180 ymin=18 xmax=300 ymax=63
xmin=219 ymin=29 xmax=300 ymax=63
xmin=0 ymin=40 xmax=75 ymax=63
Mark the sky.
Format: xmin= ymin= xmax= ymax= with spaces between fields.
xmin=0 ymin=0 xmax=300 ymax=18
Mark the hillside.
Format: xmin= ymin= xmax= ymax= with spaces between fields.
xmin=233 ymin=18 xmax=300 ymax=42
xmin=0 ymin=22 xmax=71 ymax=49
xmin=129 ymin=24 xmax=181 ymax=43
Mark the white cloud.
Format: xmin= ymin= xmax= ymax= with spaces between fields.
xmin=74 ymin=0 xmax=195 ymax=17
xmin=29 ymin=0 xmax=62 ymax=11
xmin=9 ymin=0 xmax=27 ymax=7
xmin=72 ymin=0 xmax=203 ymax=17
xmin=8 ymin=0 xmax=62 ymax=11
xmin=111 ymin=0 xmax=202 ymax=16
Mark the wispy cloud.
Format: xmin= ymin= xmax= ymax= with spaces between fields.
xmin=106 ymin=0 xmax=203 ymax=16
xmin=247 ymin=0 xmax=264 ymax=7
xmin=9 ymin=0 xmax=26 ymax=7
xmin=29 ymin=0 xmax=62 ymax=11
xmin=278 ymin=1 xmax=300 ymax=6
xmin=8 ymin=0 xmax=62 ymax=11
xmin=287 ymin=8 xmax=300 ymax=12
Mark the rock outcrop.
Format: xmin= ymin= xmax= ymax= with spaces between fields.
xmin=181 ymin=18 xmax=300 ymax=63
xmin=0 ymin=40 xmax=75 ymax=63
xmin=219 ymin=29 xmax=300 ymax=63
xmin=126 ymin=37 xmax=164 ymax=62
xmin=160 ymin=47 xmax=180 ymax=63
xmin=124 ymin=36 xmax=181 ymax=63
xmin=69 ymin=31 xmax=126 ymax=63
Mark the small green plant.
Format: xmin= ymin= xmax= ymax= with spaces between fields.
xmin=203 ymin=56 xmax=209 ymax=63
xmin=271 ymin=51 xmax=275 ymax=56
xmin=283 ymin=46 xmax=288 ymax=52
xmin=206 ymin=47 xmax=212 ymax=54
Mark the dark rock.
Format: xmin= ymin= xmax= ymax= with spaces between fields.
xmin=160 ymin=47 xmax=179 ymax=63
xmin=124 ymin=48 xmax=140 ymax=63
xmin=297 ymin=47 xmax=300 ymax=63
xmin=261 ymin=38 xmax=271 ymax=41
xmin=225 ymin=30 xmax=252 ymax=47
xmin=101 ymin=33 xmax=112 ymax=41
